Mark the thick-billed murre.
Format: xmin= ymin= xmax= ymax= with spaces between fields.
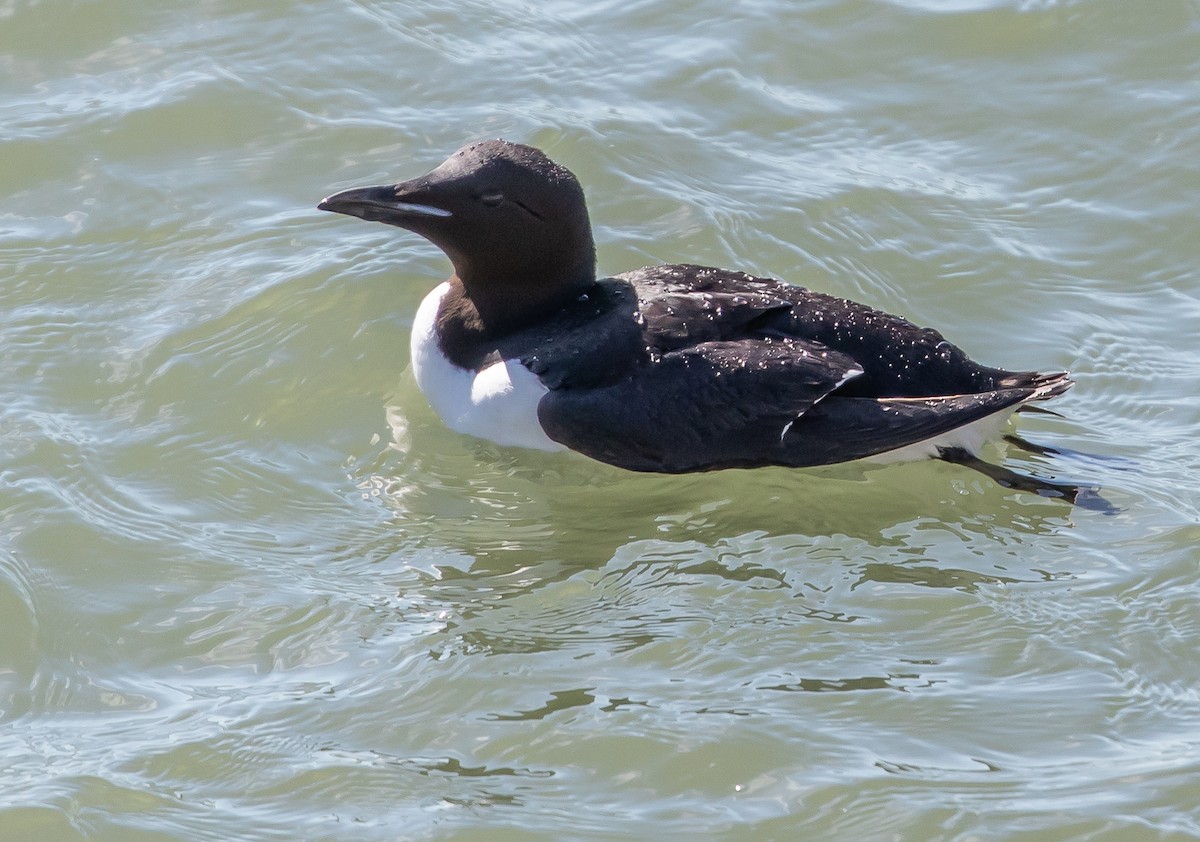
xmin=318 ymin=139 xmax=1075 ymax=475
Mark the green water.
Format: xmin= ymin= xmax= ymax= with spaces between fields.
xmin=3 ymin=0 xmax=1200 ymax=839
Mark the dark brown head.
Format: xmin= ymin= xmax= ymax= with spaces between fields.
xmin=319 ymin=140 xmax=597 ymax=332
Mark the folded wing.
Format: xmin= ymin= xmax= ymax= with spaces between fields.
xmin=537 ymin=337 xmax=863 ymax=472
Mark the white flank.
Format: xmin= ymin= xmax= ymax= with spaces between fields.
xmin=865 ymin=403 xmax=1017 ymax=464
xmin=409 ymin=282 xmax=567 ymax=451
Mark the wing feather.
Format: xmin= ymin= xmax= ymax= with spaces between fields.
xmin=537 ymin=337 xmax=862 ymax=472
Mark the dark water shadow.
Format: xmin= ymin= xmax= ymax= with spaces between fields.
xmin=941 ymin=444 xmax=1119 ymax=515
xmin=337 ymin=398 xmax=1124 ymax=667
xmin=364 ymin=405 xmax=1112 ymax=568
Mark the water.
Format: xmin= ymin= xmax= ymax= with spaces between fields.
xmin=3 ymin=0 xmax=1199 ymax=838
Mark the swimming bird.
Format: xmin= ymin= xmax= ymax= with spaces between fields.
xmin=318 ymin=139 xmax=1073 ymax=475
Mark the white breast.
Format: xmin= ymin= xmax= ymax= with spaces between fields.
xmin=409 ymin=282 xmax=567 ymax=452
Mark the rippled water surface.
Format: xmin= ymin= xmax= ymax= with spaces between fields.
xmin=4 ymin=0 xmax=1200 ymax=839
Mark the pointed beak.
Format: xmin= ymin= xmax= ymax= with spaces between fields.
xmin=317 ymin=183 xmax=453 ymax=223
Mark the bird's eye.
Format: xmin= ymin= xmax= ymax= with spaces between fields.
xmin=480 ymin=190 xmax=504 ymax=207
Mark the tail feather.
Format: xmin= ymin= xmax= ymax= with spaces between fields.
xmin=997 ymin=370 xmax=1073 ymax=402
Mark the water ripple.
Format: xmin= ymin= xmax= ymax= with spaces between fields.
xmin=4 ymin=0 xmax=1200 ymax=837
